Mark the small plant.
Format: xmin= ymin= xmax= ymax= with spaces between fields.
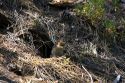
xmin=112 ymin=0 xmax=120 ymax=11
xmin=103 ymin=19 xmax=116 ymax=34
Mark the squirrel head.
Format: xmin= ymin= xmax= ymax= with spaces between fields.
xmin=57 ymin=40 xmax=65 ymax=48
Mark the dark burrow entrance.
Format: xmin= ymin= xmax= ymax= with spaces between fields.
xmin=19 ymin=27 xmax=54 ymax=58
xmin=0 ymin=13 xmax=11 ymax=34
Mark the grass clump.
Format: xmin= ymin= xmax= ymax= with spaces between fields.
xmin=75 ymin=0 xmax=105 ymax=25
xmin=103 ymin=19 xmax=116 ymax=35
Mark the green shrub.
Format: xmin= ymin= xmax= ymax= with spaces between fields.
xmin=75 ymin=0 xmax=125 ymax=45
xmin=75 ymin=0 xmax=105 ymax=25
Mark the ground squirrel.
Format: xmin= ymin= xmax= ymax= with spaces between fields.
xmin=52 ymin=40 xmax=65 ymax=57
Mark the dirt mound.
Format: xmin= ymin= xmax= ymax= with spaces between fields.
xmin=0 ymin=35 xmax=91 ymax=82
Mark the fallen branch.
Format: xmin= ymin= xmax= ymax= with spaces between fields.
xmin=82 ymin=65 xmax=93 ymax=83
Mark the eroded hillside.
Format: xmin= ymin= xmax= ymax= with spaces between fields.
xmin=0 ymin=0 xmax=125 ymax=83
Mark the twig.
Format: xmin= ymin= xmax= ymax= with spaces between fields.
xmin=82 ymin=65 xmax=93 ymax=83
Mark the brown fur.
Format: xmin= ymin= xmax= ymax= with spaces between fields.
xmin=52 ymin=40 xmax=65 ymax=57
